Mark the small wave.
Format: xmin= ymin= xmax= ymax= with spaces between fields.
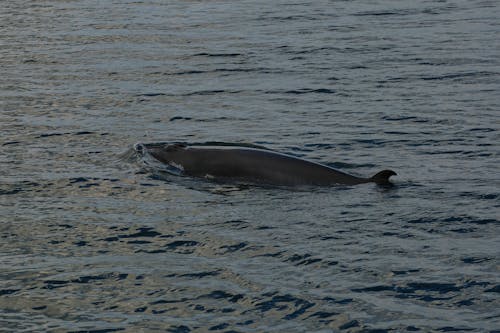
xmin=2 ymin=140 xmax=21 ymax=146
xmin=138 ymin=93 xmax=166 ymax=97
xmin=167 ymin=271 xmax=220 ymax=279
xmin=0 ymin=289 xmax=20 ymax=296
xmin=198 ymin=290 xmax=244 ymax=303
xmin=352 ymin=280 xmax=492 ymax=298
xmin=159 ymin=67 xmax=277 ymax=76
xmin=281 ymin=46 xmax=338 ymax=55
xmin=166 ymin=240 xmax=199 ymax=249
xmin=420 ymin=71 xmax=496 ymax=81
xmin=165 ymin=70 xmax=205 ymax=75
xmin=43 ymin=272 xmax=128 ymax=289
xmin=254 ymin=293 xmax=314 ymax=320
xmin=169 ymin=116 xmax=192 ymax=122
xmin=34 ymin=131 xmax=100 ymax=139
xmin=38 ymin=132 xmax=64 ymax=137
xmin=353 ymin=11 xmax=404 ymax=16
xmin=264 ymin=88 xmax=335 ymax=95
xmin=461 ymin=257 xmax=493 ymax=264
xmin=183 ymin=89 xmax=241 ymax=96
xmin=192 ymin=52 xmax=242 ymax=57
xmin=408 ymin=215 xmax=498 ymax=226
xmin=0 ymin=181 xmax=41 ymax=195
xmin=220 ymin=242 xmax=248 ymax=253
xmin=382 ymin=116 xmax=419 ymax=121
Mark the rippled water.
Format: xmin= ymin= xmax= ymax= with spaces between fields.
xmin=1 ymin=0 xmax=499 ymax=332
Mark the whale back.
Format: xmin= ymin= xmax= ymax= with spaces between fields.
xmin=139 ymin=142 xmax=397 ymax=187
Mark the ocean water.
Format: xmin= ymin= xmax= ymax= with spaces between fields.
xmin=1 ymin=0 xmax=499 ymax=332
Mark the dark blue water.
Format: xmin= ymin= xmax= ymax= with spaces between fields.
xmin=1 ymin=0 xmax=499 ymax=332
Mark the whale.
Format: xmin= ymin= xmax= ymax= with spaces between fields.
xmin=136 ymin=142 xmax=397 ymax=186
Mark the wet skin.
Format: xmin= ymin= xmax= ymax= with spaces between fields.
xmin=142 ymin=143 xmax=397 ymax=186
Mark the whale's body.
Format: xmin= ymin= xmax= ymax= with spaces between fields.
xmin=138 ymin=143 xmax=396 ymax=186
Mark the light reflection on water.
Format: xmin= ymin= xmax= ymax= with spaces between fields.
xmin=1 ymin=0 xmax=499 ymax=332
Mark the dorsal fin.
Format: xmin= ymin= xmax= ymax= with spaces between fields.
xmin=370 ymin=170 xmax=397 ymax=185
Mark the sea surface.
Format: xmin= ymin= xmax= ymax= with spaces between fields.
xmin=1 ymin=0 xmax=499 ymax=332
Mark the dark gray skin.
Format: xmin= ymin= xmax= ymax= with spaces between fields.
xmin=142 ymin=143 xmax=396 ymax=186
